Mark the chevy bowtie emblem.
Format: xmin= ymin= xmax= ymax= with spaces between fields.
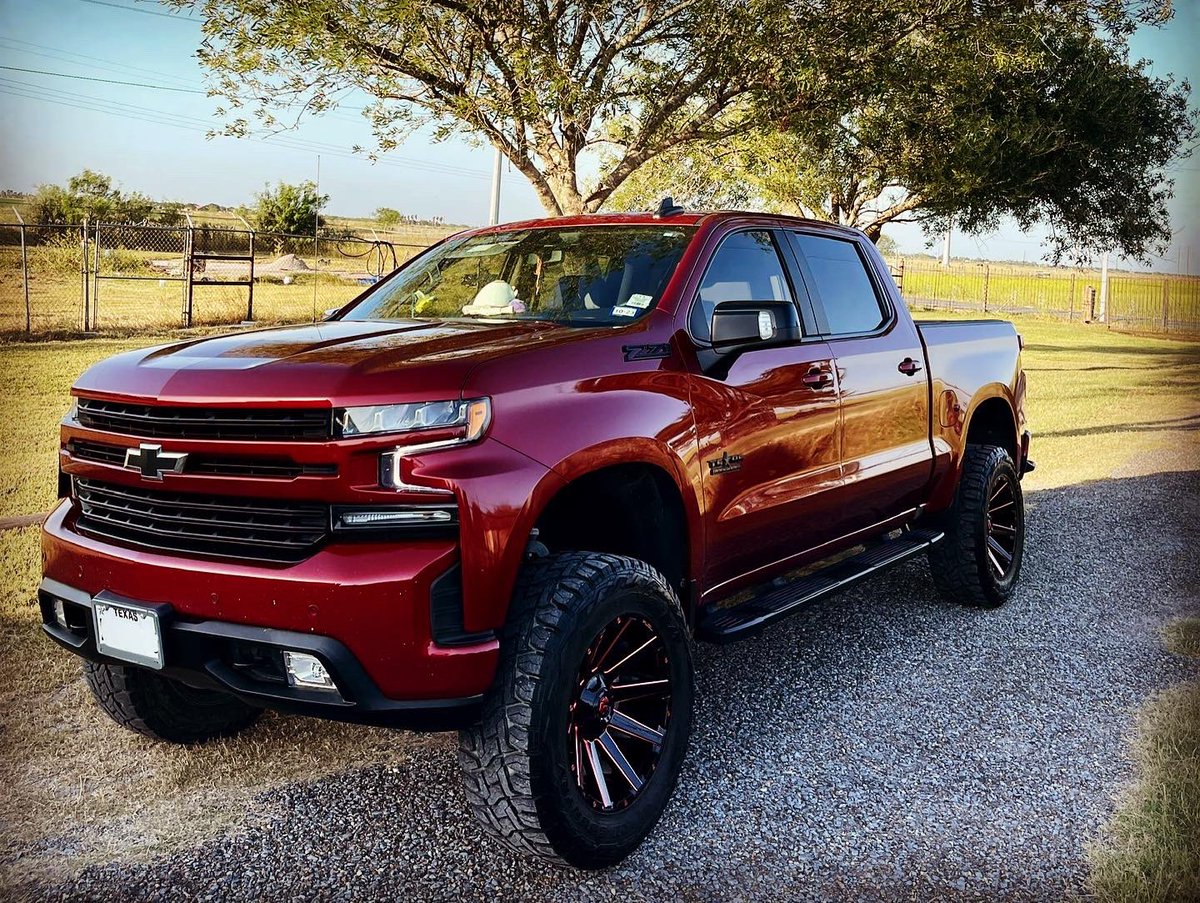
xmin=124 ymin=443 xmax=188 ymax=481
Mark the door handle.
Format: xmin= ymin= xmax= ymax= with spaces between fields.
xmin=802 ymin=368 xmax=833 ymax=389
xmin=898 ymin=357 xmax=923 ymax=376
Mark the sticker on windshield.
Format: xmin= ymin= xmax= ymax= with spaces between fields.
xmin=627 ymin=293 xmax=654 ymax=308
xmin=612 ymin=305 xmax=639 ymax=317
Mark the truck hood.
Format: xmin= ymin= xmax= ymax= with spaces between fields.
xmin=74 ymin=319 xmax=578 ymax=405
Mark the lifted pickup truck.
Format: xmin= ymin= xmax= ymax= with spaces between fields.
xmin=41 ymin=204 xmax=1031 ymax=868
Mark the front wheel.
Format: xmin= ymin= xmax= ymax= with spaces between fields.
xmin=459 ymin=552 xmax=693 ymax=868
xmin=928 ymin=443 xmax=1026 ymax=609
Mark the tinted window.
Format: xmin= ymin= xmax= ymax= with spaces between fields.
xmin=691 ymin=230 xmax=792 ymax=340
xmin=793 ymin=235 xmax=886 ymax=335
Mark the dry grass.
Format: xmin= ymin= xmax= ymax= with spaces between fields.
xmin=1088 ymin=618 xmax=1200 ymax=903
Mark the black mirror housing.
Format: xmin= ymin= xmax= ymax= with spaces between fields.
xmin=710 ymin=300 xmax=800 ymax=353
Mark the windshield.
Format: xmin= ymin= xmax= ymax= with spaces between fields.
xmin=342 ymin=225 xmax=695 ymax=326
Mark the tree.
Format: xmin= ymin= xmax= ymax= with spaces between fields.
xmin=249 ymin=180 xmax=329 ymax=236
xmin=374 ymin=206 xmax=402 ymax=228
xmin=610 ymin=5 xmax=1195 ymax=261
xmin=27 ymin=170 xmax=162 ymax=225
xmin=172 ymin=0 xmax=1045 ymax=217
xmin=156 ymin=201 xmax=188 ymax=227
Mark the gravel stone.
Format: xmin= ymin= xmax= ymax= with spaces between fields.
xmin=34 ymin=470 xmax=1200 ymax=901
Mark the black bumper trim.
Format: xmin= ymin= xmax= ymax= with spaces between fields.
xmin=39 ymin=577 xmax=483 ymax=731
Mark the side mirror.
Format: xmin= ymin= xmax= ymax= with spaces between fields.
xmin=321 ymin=307 xmax=342 ymax=321
xmin=710 ymin=300 xmax=800 ymax=354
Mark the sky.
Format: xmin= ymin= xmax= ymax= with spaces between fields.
xmin=0 ymin=0 xmax=1196 ymax=272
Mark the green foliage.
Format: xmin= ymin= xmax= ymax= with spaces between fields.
xmin=157 ymin=201 xmax=187 ymax=228
xmin=609 ymin=5 xmax=1196 ymax=262
xmin=27 ymin=170 xmax=183 ymax=226
xmin=249 ymin=180 xmax=328 ymax=237
xmin=27 ymin=170 xmax=150 ymax=225
xmin=172 ymin=0 xmax=1188 ymax=226
xmin=373 ymin=207 xmax=402 ymax=228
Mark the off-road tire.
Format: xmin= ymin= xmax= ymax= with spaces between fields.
xmin=459 ymin=552 xmax=693 ymax=869
xmin=927 ymin=443 xmax=1025 ymax=609
xmin=84 ymin=661 xmax=262 ymax=744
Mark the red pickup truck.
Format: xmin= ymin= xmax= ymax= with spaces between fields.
xmin=41 ymin=204 xmax=1031 ymax=868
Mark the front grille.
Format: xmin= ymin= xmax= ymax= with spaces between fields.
xmin=76 ymin=398 xmax=332 ymax=442
xmin=67 ymin=440 xmax=337 ymax=480
xmin=74 ymin=478 xmax=329 ymax=563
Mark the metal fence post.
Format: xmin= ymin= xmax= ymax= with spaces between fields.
xmin=982 ymin=264 xmax=990 ymax=313
xmin=81 ymin=218 xmax=90 ymax=332
xmin=15 ymin=213 xmax=30 ymax=334
xmin=92 ymin=223 xmax=101 ymax=329
xmin=184 ymin=224 xmax=194 ymax=328
xmin=1068 ymin=271 xmax=1076 ymax=320
xmin=1162 ymin=280 xmax=1170 ymax=331
xmin=247 ymin=229 xmax=256 ymax=322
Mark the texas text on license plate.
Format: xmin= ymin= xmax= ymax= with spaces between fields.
xmin=93 ymin=597 xmax=164 ymax=670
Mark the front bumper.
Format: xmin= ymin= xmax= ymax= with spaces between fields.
xmin=40 ymin=501 xmax=500 ymax=730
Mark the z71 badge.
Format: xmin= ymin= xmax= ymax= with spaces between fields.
xmin=708 ymin=451 xmax=743 ymax=475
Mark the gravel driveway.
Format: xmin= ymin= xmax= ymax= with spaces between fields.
xmin=36 ymin=469 xmax=1200 ymax=902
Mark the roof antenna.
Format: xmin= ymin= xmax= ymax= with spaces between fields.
xmin=654 ymin=196 xmax=685 ymax=218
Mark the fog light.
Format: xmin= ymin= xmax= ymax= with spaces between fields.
xmin=283 ymin=651 xmax=338 ymax=692
xmin=53 ymin=598 xmax=68 ymax=629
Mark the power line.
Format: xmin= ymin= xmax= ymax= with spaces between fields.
xmin=0 ymin=78 xmax=490 ymax=179
xmin=0 ymin=65 xmax=205 ymax=93
xmin=0 ymin=36 xmax=200 ymax=87
xmin=76 ymin=0 xmax=199 ymax=22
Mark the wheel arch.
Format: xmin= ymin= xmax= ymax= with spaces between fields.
xmin=529 ymin=449 xmax=699 ymax=607
xmin=963 ymin=392 xmax=1019 ymax=462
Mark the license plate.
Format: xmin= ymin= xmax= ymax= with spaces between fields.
xmin=94 ymin=597 xmax=164 ymax=670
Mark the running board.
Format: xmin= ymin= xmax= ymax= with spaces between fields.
xmin=696 ymin=528 xmax=944 ymax=644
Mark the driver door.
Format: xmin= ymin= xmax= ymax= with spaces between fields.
xmin=688 ymin=229 xmax=844 ymax=590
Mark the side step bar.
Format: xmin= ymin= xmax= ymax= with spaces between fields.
xmin=696 ymin=528 xmax=944 ymax=644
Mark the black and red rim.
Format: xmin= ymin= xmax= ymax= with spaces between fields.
xmin=568 ymin=614 xmax=673 ymax=812
xmin=985 ymin=473 xmax=1020 ymax=580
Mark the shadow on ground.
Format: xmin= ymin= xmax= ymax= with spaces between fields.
xmin=25 ymin=470 xmax=1200 ymax=902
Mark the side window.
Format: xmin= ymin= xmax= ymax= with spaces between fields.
xmin=691 ymin=230 xmax=792 ymax=341
xmin=792 ymin=234 xmax=887 ymax=335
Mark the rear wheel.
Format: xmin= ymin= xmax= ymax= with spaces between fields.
xmin=459 ymin=552 xmax=693 ymax=868
xmin=84 ymin=661 xmax=263 ymax=744
xmin=928 ymin=443 xmax=1025 ymax=609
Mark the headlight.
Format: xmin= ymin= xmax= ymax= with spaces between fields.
xmin=334 ymin=398 xmax=490 ymax=439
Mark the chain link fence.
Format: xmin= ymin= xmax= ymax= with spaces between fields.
xmin=2 ymin=224 xmax=1197 ymax=337
xmin=0 ymin=222 xmax=429 ymax=337
xmin=889 ymin=257 xmax=1200 ymax=333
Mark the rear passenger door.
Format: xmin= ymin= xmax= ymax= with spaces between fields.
xmin=688 ymin=229 xmax=843 ymax=589
xmin=784 ymin=231 xmax=932 ymax=531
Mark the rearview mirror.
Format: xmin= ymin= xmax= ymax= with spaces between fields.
xmin=710 ymin=300 xmax=800 ymax=353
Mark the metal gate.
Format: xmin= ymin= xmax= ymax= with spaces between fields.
xmin=89 ymin=223 xmax=189 ymax=331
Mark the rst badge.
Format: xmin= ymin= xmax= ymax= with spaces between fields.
xmin=708 ymin=451 xmax=743 ymax=475
xmin=124 ymin=443 xmax=188 ymax=480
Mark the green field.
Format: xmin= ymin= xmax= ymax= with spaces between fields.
xmin=893 ymin=258 xmax=1200 ymax=332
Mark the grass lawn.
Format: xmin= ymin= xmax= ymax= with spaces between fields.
xmin=1088 ymin=617 xmax=1200 ymax=902
xmin=0 ymin=312 xmax=1197 ymax=887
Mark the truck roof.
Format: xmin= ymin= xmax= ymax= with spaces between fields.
xmin=470 ymin=209 xmax=864 ymax=239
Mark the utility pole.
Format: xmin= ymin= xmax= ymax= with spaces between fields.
xmin=1098 ymin=251 xmax=1109 ymax=323
xmin=488 ymin=148 xmax=503 ymax=226
xmin=940 ymin=218 xmax=952 ymax=267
